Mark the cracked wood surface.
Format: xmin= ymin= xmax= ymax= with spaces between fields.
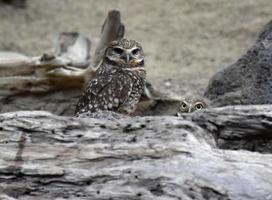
xmin=1 ymin=106 xmax=272 ymax=199
xmin=0 ymin=31 xmax=92 ymax=94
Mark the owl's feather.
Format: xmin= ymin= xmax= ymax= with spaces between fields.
xmin=75 ymin=71 xmax=136 ymax=114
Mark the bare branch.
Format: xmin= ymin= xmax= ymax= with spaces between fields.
xmin=93 ymin=10 xmax=125 ymax=67
xmin=0 ymin=32 xmax=94 ymax=94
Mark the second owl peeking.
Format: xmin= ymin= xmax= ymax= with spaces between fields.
xmin=75 ymin=38 xmax=146 ymax=116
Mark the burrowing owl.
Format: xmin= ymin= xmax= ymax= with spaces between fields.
xmin=177 ymin=97 xmax=208 ymax=116
xmin=75 ymin=38 xmax=146 ymax=116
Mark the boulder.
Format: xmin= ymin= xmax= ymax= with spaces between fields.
xmin=205 ymin=20 xmax=272 ymax=106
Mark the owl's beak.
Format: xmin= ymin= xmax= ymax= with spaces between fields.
xmin=126 ymin=54 xmax=134 ymax=63
xmin=126 ymin=54 xmax=131 ymax=63
xmin=188 ymin=106 xmax=194 ymax=113
xmin=121 ymin=53 xmax=133 ymax=63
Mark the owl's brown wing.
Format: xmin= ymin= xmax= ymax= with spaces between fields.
xmin=75 ymin=73 xmax=133 ymax=115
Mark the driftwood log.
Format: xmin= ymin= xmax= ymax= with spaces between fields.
xmin=1 ymin=106 xmax=272 ymax=199
xmin=0 ymin=32 xmax=91 ymax=115
xmin=93 ymin=10 xmax=125 ymax=67
xmin=0 ymin=31 xmax=92 ymax=94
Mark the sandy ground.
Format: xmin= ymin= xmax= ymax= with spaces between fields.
xmin=0 ymin=0 xmax=272 ymax=96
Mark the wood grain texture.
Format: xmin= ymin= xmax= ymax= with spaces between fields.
xmin=93 ymin=10 xmax=125 ymax=67
xmin=1 ymin=106 xmax=272 ymax=199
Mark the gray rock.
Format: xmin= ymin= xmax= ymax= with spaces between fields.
xmin=1 ymin=106 xmax=272 ymax=199
xmin=205 ymin=20 xmax=272 ymax=106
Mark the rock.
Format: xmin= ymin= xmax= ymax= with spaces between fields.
xmin=205 ymin=20 xmax=272 ymax=106
xmin=1 ymin=105 xmax=272 ymax=199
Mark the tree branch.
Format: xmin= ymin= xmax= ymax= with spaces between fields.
xmin=93 ymin=10 xmax=125 ymax=67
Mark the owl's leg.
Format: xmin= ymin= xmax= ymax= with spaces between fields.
xmin=117 ymin=105 xmax=138 ymax=117
xmin=128 ymin=106 xmax=142 ymax=117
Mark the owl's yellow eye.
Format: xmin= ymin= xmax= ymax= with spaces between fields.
xmin=194 ymin=103 xmax=204 ymax=110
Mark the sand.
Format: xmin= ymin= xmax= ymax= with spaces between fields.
xmin=0 ymin=0 xmax=272 ymax=95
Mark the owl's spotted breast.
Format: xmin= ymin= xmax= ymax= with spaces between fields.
xmin=75 ymin=70 xmax=144 ymax=115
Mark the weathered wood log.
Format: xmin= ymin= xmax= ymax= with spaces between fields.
xmin=1 ymin=106 xmax=272 ymax=199
xmin=190 ymin=105 xmax=272 ymax=153
xmin=0 ymin=32 xmax=93 ymax=94
xmin=0 ymin=90 xmax=80 ymax=116
xmin=0 ymin=32 xmax=91 ymax=75
xmin=93 ymin=10 xmax=125 ymax=67
xmin=53 ymin=32 xmax=91 ymax=68
xmin=0 ymin=32 xmax=93 ymax=116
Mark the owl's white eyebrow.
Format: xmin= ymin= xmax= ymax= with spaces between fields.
xmin=126 ymin=47 xmax=140 ymax=53
xmin=124 ymin=67 xmax=145 ymax=71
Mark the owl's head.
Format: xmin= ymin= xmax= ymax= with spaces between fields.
xmin=177 ymin=97 xmax=208 ymax=116
xmin=104 ymin=38 xmax=144 ymax=68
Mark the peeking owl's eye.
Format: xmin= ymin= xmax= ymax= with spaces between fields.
xmin=113 ymin=47 xmax=123 ymax=54
xmin=178 ymin=101 xmax=189 ymax=114
xmin=194 ymin=103 xmax=204 ymax=110
xmin=132 ymin=48 xmax=140 ymax=56
xmin=180 ymin=102 xmax=188 ymax=109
